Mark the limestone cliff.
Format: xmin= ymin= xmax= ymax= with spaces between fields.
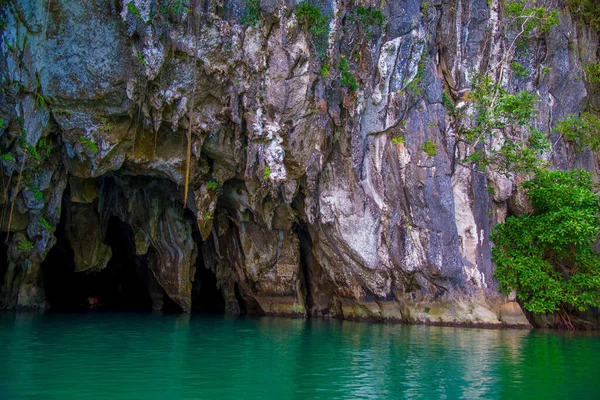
xmin=0 ymin=0 xmax=598 ymax=327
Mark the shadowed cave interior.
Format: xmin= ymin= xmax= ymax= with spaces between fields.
xmin=41 ymin=186 xmax=226 ymax=313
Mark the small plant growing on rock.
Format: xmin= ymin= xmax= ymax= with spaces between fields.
xmin=263 ymin=165 xmax=271 ymax=180
xmin=339 ymin=56 xmax=358 ymax=92
xmin=17 ymin=238 xmax=33 ymax=252
xmin=39 ymin=217 xmax=52 ymax=231
xmin=34 ymin=93 xmax=46 ymax=109
xmin=17 ymin=130 xmax=41 ymax=161
xmin=79 ymin=137 xmax=99 ymax=154
xmin=296 ymin=2 xmax=329 ymax=62
xmin=554 ymin=112 xmax=600 ymax=153
xmin=206 ymin=180 xmax=219 ymax=191
xmin=566 ymin=0 xmax=600 ymax=30
xmin=406 ymin=53 xmax=426 ymax=96
xmin=347 ymin=6 xmax=385 ymax=40
xmin=441 ymin=91 xmax=455 ymax=114
xmin=137 ymin=52 xmax=147 ymax=67
xmin=504 ymin=1 xmax=560 ymax=38
xmin=422 ymin=140 xmax=437 ymax=157
xmin=27 ymin=184 xmax=44 ymax=202
xmin=583 ymin=62 xmax=600 ymax=83
xmin=392 ymin=136 xmax=405 ymax=145
xmin=101 ymin=117 xmax=114 ymax=133
xmin=126 ymin=2 xmax=144 ymax=21
xmin=511 ymin=61 xmax=530 ymax=77
xmin=242 ymin=0 xmax=261 ymax=26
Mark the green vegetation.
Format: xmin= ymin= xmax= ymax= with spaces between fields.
xmin=421 ymin=140 xmax=436 ymax=157
xmin=39 ymin=217 xmax=52 ymax=231
xmin=351 ymin=6 xmax=385 ymax=27
xmin=156 ymin=0 xmax=189 ymax=19
xmin=406 ymin=53 xmax=426 ymax=96
xmin=79 ymin=137 xmax=99 ymax=154
xmin=583 ymin=62 xmax=600 ymax=83
xmin=296 ymin=2 xmax=329 ymax=62
xmin=420 ymin=1 xmax=433 ymax=18
xmin=339 ymin=56 xmax=358 ymax=92
xmin=456 ymin=76 xmax=550 ymax=175
xmin=511 ymin=61 xmax=530 ymax=77
xmin=441 ymin=91 xmax=455 ymax=114
xmin=203 ymin=211 xmax=213 ymax=221
xmin=101 ymin=117 xmax=114 ymax=133
xmin=242 ymin=0 xmax=261 ymax=26
xmin=492 ymin=170 xmax=600 ymax=317
xmin=35 ymin=93 xmax=46 ymax=109
xmin=137 ymin=52 xmax=147 ymax=67
xmin=27 ymin=184 xmax=44 ymax=203
xmin=126 ymin=2 xmax=144 ymax=21
xmin=263 ymin=165 xmax=270 ymax=180
xmin=127 ymin=0 xmax=190 ymax=25
xmin=206 ymin=180 xmax=219 ymax=191
xmin=392 ymin=136 xmax=405 ymax=145
xmin=347 ymin=6 xmax=385 ymax=40
xmin=17 ymin=238 xmax=33 ymax=252
xmin=566 ymin=0 xmax=600 ymax=30
xmin=0 ymin=153 xmax=13 ymax=161
xmin=20 ymin=133 xmax=41 ymax=161
xmin=554 ymin=112 xmax=600 ymax=152
xmin=504 ymin=1 xmax=560 ymax=37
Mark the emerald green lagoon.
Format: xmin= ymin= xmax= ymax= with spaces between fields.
xmin=1 ymin=313 xmax=599 ymax=399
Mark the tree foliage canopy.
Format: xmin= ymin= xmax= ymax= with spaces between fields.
xmin=492 ymin=169 xmax=600 ymax=314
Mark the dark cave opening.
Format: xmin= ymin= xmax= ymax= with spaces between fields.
xmin=190 ymin=214 xmax=226 ymax=314
xmin=297 ymin=221 xmax=314 ymax=313
xmin=0 ymin=233 xmax=7 ymax=296
xmin=99 ymin=216 xmax=154 ymax=311
xmin=192 ymin=263 xmax=225 ymax=313
xmin=42 ymin=205 xmax=157 ymax=311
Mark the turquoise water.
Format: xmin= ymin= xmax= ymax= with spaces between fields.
xmin=1 ymin=313 xmax=599 ymax=399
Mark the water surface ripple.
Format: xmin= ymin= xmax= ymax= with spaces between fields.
xmin=1 ymin=312 xmax=598 ymax=399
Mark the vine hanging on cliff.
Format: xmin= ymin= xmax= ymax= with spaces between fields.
xmin=183 ymin=4 xmax=199 ymax=208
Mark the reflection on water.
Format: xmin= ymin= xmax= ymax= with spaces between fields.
xmin=0 ymin=312 xmax=599 ymax=399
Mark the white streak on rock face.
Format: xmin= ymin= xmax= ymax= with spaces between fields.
xmin=319 ymin=187 xmax=378 ymax=268
xmin=394 ymin=141 xmax=412 ymax=184
xmin=452 ymin=165 xmax=485 ymax=288
xmin=363 ymin=27 xmax=426 ymax=135
xmin=340 ymin=213 xmax=379 ymax=268
xmin=243 ymin=27 xmax=263 ymax=70
xmin=263 ymin=120 xmax=287 ymax=182
xmin=141 ymin=32 xmax=165 ymax=80
xmin=404 ymin=226 xmax=426 ymax=273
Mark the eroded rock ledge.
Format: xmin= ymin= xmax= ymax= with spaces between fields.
xmin=0 ymin=0 xmax=598 ymax=329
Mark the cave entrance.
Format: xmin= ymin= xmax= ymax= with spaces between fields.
xmin=95 ymin=216 xmax=154 ymax=311
xmin=42 ymin=211 xmax=154 ymax=311
xmin=190 ymin=221 xmax=225 ymax=313
xmin=192 ymin=263 xmax=225 ymax=313
xmin=0 ymin=233 xmax=8 ymax=303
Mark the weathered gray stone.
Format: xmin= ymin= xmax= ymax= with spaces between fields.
xmin=499 ymin=302 xmax=531 ymax=328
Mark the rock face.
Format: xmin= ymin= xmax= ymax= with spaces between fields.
xmin=0 ymin=0 xmax=597 ymax=327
